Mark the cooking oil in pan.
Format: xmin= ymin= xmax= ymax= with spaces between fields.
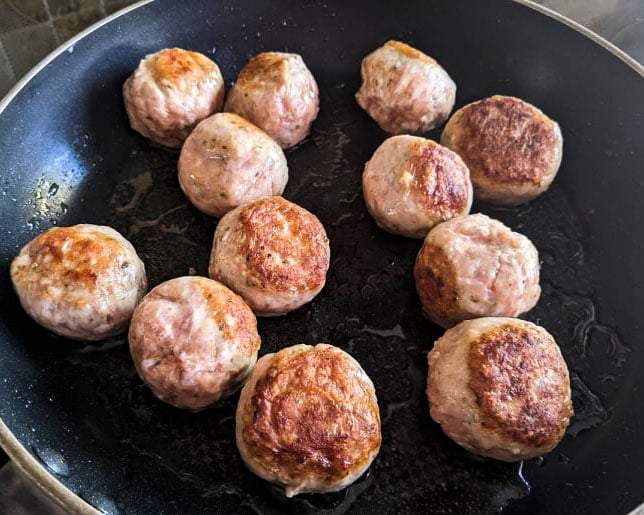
xmin=73 ymin=118 xmax=627 ymax=514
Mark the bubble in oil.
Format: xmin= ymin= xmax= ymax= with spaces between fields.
xmin=47 ymin=183 xmax=59 ymax=196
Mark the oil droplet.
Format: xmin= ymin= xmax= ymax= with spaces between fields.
xmin=32 ymin=447 xmax=69 ymax=477
xmin=517 ymin=461 xmax=531 ymax=492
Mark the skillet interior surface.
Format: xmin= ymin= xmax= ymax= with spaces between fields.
xmin=1 ymin=0 xmax=643 ymax=513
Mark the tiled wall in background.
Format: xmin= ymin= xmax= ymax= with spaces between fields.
xmin=0 ymin=0 xmax=139 ymax=97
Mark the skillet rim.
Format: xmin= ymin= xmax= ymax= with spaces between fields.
xmin=0 ymin=0 xmax=642 ymax=513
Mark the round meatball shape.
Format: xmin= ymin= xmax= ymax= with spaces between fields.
xmin=128 ymin=276 xmax=260 ymax=411
xmin=178 ymin=113 xmax=288 ymax=217
xmin=414 ymin=213 xmax=540 ymax=328
xmin=356 ymin=40 xmax=456 ymax=135
xmin=224 ymin=52 xmax=319 ymax=148
xmin=427 ymin=317 xmax=573 ymax=461
xmin=441 ymin=95 xmax=563 ymax=205
xmin=209 ymin=196 xmax=330 ymax=316
xmin=363 ymin=135 xmax=472 ymax=238
xmin=123 ymin=47 xmax=225 ymax=148
xmin=236 ymin=343 xmax=381 ymax=496
xmin=10 ymin=224 xmax=147 ymax=341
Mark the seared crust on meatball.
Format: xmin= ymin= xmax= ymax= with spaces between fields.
xmin=414 ymin=214 xmax=540 ymax=328
xmin=236 ymin=344 xmax=381 ymax=496
xmin=441 ymin=95 xmax=563 ymax=205
xmin=224 ymin=52 xmax=319 ymax=148
xmin=209 ymin=197 xmax=330 ymax=316
xmin=427 ymin=317 xmax=573 ymax=461
xmin=362 ymin=135 xmax=472 ymax=238
xmin=123 ymin=48 xmax=225 ymax=148
xmin=178 ymin=113 xmax=288 ymax=217
xmin=10 ymin=224 xmax=147 ymax=341
xmin=356 ymin=40 xmax=456 ymax=134
xmin=128 ymin=276 xmax=260 ymax=411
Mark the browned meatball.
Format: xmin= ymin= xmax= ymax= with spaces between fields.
xmin=11 ymin=224 xmax=147 ymax=341
xmin=356 ymin=40 xmax=456 ymax=134
xmin=441 ymin=95 xmax=563 ymax=205
xmin=224 ymin=52 xmax=319 ymax=148
xmin=427 ymin=317 xmax=573 ymax=461
xmin=128 ymin=276 xmax=260 ymax=411
xmin=209 ymin=196 xmax=330 ymax=316
xmin=414 ymin=214 xmax=541 ymax=328
xmin=123 ymin=48 xmax=225 ymax=148
xmin=178 ymin=113 xmax=288 ymax=217
xmin=362 ymin=135 xmax=472 ymax=238
xmin=236 ymin=344 xmax=381 ymax=496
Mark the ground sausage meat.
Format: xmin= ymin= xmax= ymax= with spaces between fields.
xmin=128 ymin=276 xmax=260 ymax=411
xmin=178 ymin=112 xmax=288 ymax=217
xmin=10 ymin=224 xmax=147 ymax=341
xmin=224 ymin=52 xmax=319 ymax=148
xmin=123 ymin=47 xmax=225 ymax=148
xmin=427 ymin=317 xmax=573 ymax=461
xmin=209 ymin=196 xmax=330 ymax=316
xmin=362 ymin=135 xmax=472 ymax=238
xmin=236 ymin=343 xmax=381 ymax=496
xmin=414 ymin=213 xmax=541 ymax=328
xmin=441 ymin=95 xmax=563 ymax=205
xmin=356 ymin=40 xmax=456 ymax=134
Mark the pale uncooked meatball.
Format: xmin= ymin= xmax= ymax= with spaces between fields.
xmin=128 ymin=276 xmax=260 ymax=411
xmin=236 ymin=344 xmax=381 ymax=496
xmin=441 ymin=95 xmax=563 ymax=205
xmin=209 ymin=196 xmax=330 ymax=316
xmin=10 ymin=224 xmax=147 ymax=341
xmin=224 ymin=52 xmax=319 ymax=148
xmin=427 ymin=317 xmax=573 ymax=461
xmin=178 ymin=113 xmax=288 ymax=217
xmin=414 ymin=213 xmax=540 ymax=328
xmin=363 ymin=135 xmax=472 ymax=238
xmin=356 ymin=40 xmax=456 ymax=135
xmin=123 ymin=47 xmax=225 ymax=148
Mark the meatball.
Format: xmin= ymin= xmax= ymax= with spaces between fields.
xmin=236 ymin=343 xmax=381 ymax=496
xmin=209 ymin=196 xmax=330 ymax=316
xmin=224 ymin=52 xmax=319 ymax=148
xmin=362 ymin=135 xmax=472 ymax=238
xmin=10 ymin=224 xmax=147 ymax=341
xmin=355 ymin=40 xmax=456 ymax=135
xmin=178 ymin=113 xmax=288 ymax=217
xmin=128 ymin=276 xmax=260 ymax=411
xmin=414 ymin=213 xmax=540 ymax=328
xmin=427 ymin=317 xmax=573 ymax=461
xmin=123 ymin=47 xmax=225 ymax=148
xmin=440 ymin=95 xmax=563 ymax=205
